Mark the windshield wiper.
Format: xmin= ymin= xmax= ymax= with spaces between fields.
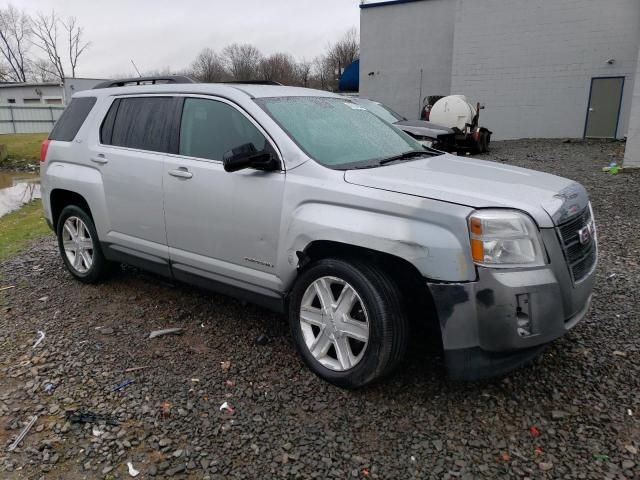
xmin=378 ymin=150 xmax=431 ymax=166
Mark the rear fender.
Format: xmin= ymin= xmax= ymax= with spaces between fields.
xmin=44 ymin=161 xmax=109 ymax=238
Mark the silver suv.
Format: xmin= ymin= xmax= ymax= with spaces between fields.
xmin=40 ymin=78 xmax=597 ymax=388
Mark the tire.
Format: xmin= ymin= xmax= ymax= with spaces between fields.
xmin=480 ymin=131 xmax=489 ymax=153
xmin=288 ymin=258 xmax=409 ymax=388
xmin=56 ymin=205 xmax=111 ymax=283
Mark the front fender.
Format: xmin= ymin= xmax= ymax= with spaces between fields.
xmin=286 ymin=201 xmax=476 ymax=283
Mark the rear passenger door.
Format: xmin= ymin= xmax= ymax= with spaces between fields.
xmin=91 ymin=96 xmax=180 ymax=267
xmin=163 ymin=96 xmax=285 ymax=297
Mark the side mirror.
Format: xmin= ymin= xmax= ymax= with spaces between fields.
xmin=223 ymin=143 xmax=278 ymax=173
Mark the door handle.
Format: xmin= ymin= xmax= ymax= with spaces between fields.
xmin=168 ymin=168 xmax=193 ymax=179
xmin=90 ymin=155 xmax=108 ymax=164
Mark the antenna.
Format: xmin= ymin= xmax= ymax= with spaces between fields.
xmin=130 ymin=60 xmax=142 ymax=78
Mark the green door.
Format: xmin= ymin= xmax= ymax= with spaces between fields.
xmin=584 ymin=77 xmax=624 ymax=138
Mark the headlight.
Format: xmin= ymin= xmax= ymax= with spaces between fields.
xmin=469 ymin=210 xmax=545 ymax=267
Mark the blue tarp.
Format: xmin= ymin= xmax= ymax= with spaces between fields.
xmin=338 ymin=60 xmax=359 ymax=92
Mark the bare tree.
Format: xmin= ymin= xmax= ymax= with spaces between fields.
xmin=31 ymin=11 xmax=65 ymax=80
xmin=31 ymin=10 xmax=89 ymax=81
xmin=326 ymin=28 xmax=359 ymax=80
xmin=0 ymin=62 xmax=10 ymax=81
xmin=295 ymin=59 xmax=312 ymax=87
xmin=31 ymin=57 xmax=56 ymax=82
xmin=0 ymin=5 xmax=31 ymax=82
xmin=191 ymin=48 xmax=228 ymax=82
xmin=222 ymin=43 xmax=262 ymax=81
xmin=259 ymin=52 xmax=297 ymax=85
xmin=311 ymin=55 xmax=334 ymax=91
xmin=62 ymin=16 xmax=89 ymax=78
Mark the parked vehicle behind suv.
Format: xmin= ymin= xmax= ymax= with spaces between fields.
xmin=41 ymin=77 xmax=597 ymax=388
xmin=351 ymin=97 xmax=456 ymax=150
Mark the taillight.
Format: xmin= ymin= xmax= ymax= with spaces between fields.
xmin=40 ymin=139 xmax=51 ymax=163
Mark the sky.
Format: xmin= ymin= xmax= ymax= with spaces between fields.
xmin=15 ymin=0 xmax=376 ymax=79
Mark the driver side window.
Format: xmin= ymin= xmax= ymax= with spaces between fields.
xmin=179 ymin=98 xmax=267 ymax=161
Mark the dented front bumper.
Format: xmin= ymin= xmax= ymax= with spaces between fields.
xmin=427 ymin=228 xmax=596 ymax=380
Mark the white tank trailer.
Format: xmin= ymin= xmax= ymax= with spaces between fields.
xmin=429 ymin=95 xmax=492 ymax=154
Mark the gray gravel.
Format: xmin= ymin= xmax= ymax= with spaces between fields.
xmin=0 ymin=139 xmax=638 ymax=479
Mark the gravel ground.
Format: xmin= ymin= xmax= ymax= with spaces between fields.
xmin=0 ymin=139 xmax=638 ymax=479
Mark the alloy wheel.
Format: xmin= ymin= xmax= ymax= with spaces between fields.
xmin=299 ymin=276 xmax=370 ymax=371
xmin=62 ymin=216 xmax=94 ymax=274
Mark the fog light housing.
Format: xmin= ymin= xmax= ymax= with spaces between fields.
xmin=516 ymin=293 xmax=533 ymax=337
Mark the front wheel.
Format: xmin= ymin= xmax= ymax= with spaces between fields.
xmin=288 ymin=258 xmax=409 ymax=388
xmin=56 ymin=205 xmax=111 ymax=283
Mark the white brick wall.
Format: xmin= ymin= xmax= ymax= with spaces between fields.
xmin=623 ymin=47 xmax=640 ymax=168
xmin=359 ymin=0 xmax=456 ymax=119
xmin=451 ymin=0 xmax=640 ymax=140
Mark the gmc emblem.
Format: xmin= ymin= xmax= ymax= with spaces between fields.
xmin=578 ymin=221 xmax=595 ymax=245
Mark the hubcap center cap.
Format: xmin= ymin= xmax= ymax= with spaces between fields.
xmin=326 ymin=308 xmax=343 ymax=334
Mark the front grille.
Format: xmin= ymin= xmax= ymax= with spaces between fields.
xmin=557 ymin=206 xmax=597 ymax=283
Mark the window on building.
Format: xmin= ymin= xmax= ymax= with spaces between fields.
xmin=7 ymin=99 xmax=15 ymax=104
xmin=179 ymin=98 xmax=267 ymax=161
xmin=45 ymin=98 xmax=63 ymax=105
xmin=23 ymin=98 xmax=41 ymax=104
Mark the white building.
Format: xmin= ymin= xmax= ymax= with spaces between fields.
xmin=360 ymin=0 xmax=640 ymax=147
xmin=0 ymin=78 xmax=105 ymax=106
xmin=0 ymin=78 xmax=106 ymax=134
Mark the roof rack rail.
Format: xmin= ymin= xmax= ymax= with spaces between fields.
xmin=223 ymin=80 xmax=283 ymax=86
xmin=93 ymin=75 xmax=195 ymax=89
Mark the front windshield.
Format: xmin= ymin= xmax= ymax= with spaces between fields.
xmin=256 ymin=96 xmax=426 ymax=169
xmin=354 ymin=99 xmax=405 ymax=123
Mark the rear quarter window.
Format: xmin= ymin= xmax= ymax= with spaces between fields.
xmin=49 ymin=97 xmax=97 ymax=142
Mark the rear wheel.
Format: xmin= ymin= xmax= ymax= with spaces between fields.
xmin=480 ymin=131 xmax=489 ymax=153
xmin=288 ymin=258 xmax=408 ymax=388
xmin=56 ymin=205 xmax=111 ymax=283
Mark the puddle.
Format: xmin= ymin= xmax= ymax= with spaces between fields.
xmin=0 ymin=171 xmax=41 ymax=217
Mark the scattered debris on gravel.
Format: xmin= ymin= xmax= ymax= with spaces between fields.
xmin=0 ymin=139 xmax=638 ymax=479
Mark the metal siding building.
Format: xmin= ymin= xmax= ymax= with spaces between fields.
xmin=0 ymin=78 xmax=105 ymax=133
xmin=623 ymin=47 xmax=640 ymax=168
xmin=360 ymin=0 xmax=456 ymax=119
xmin=0 ymin=78 xmax=105 ymax=106
xmin=360 ymin=0 xmax=640 ymax=141
xmin=63 ymin=78 xmax=107 ymax=104
xmin=0 ymin=83 xmax=65 ymax=105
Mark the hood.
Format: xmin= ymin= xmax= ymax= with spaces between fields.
xmin=394 ymin=119 xmax=454 ymax=139
xmin=344 ymin=154 xmax=588 ymax=228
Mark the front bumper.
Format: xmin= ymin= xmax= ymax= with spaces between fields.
xmin=428 ymin=228 xmax=595 ymax=380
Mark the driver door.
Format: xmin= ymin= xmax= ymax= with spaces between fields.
xmin=163 ymin=96 xmax=285 ymax=298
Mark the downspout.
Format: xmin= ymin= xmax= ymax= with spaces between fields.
xmin=418 ymin=68 xmax=423 ymax=118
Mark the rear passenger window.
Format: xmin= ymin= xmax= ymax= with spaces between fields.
xmin=179 ymin=98 xmax=267 ymax=161
xmin=104 ymin=97 xmax=175 ymax=153
xmin=49 ymin=97 xmax=97 ymax=142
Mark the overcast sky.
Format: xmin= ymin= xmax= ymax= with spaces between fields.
xmin=16 ymin=0 xmax=376 ymax=79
